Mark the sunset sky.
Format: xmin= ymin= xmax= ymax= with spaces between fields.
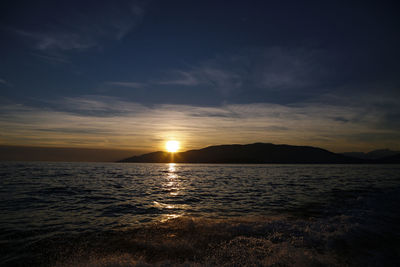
xmin=1 ymin=1 xmax=400 ymax=160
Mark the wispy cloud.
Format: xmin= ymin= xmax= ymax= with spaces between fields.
xmin=14 ymin=1 xmax=145 ymax=53
xmin=195 ymin=67 xmax=243 ymax=96
xmin=1 ymin=95 xmax=399 ymax=152
xmin=107 ymin=81 xmax=147 ymax=89
xmin=16 ymin=30 xmax=96 ymax=51
xmin=152 ymin=66 xmax=243 ymax=98
xmin=157 ymin=71 xmax=200 ymax=86
xmin=100 ymin=46 xmax=346 ymax=102
xmin=108 ymin=67 xmax=242 ymax=96
xmin=0 ymin=78 xmax=12 ymax=87
xmin=30 ymin=53 xmax=70 ymax=64
xmin=152 ymin=47 xmax=330 ymax=99
xmin=251 ymin=47 xmax=328 ymax=91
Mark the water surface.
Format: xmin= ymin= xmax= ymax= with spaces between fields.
xmin=1 ymin=162 xmax=399 ymax=266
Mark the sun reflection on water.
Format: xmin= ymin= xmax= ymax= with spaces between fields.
xmin=158 ymin=163 xmax=186 ymax=222
xmin=168 ymin=163 xmax=178 ymax=180
xmin=168 ymin=163 xmax=176 ymax=171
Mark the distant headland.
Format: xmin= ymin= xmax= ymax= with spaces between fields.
xmin=119 ymin=143 xmax=400 ymax=164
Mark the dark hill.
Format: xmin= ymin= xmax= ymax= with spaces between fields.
xmin=342 ymin=149 xmax=400 ymax=160
xmin=376 ymin=153 xmax=400 ymax=164
xmin=119 ymin=143 xmax=365 ymax=164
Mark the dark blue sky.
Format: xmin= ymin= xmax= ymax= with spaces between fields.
xmin=1 ymin=0 xmax=399 ymax=152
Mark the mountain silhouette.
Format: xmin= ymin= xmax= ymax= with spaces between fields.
xmin=375 ymin=153 xmax=400 ymax=163
xmin=119 ymin=143 xmax=370 ymax=164
xmin=342 ymin=149 xmax=400 ymax=160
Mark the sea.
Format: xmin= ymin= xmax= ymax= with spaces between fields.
xmin=0 ymin=162 xmax=400 ymax=266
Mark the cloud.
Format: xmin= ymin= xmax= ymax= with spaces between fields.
xmin=30 ymin=53 xmax=70 ymax=64
xmin=1 ymin=95 xmax=399 ymax=152
xmin=154 ymin=47 xmax=330 ymax=99
xmin=14 ymin=1 xmax=145 ymax=53
xmin=16 ymin=30 xmax=96 ymax=51
xmin=0 ymin=78 xmax=12 ymax=87
xmin=250 ymin=47 xmax=329 ymax=91
xmin=56 ymin=95 xmax=148 ymax=116
xmin=98 ymin=46 xmax=390 ymax=105
xmin=156 ymin=66 xmax=243 ymax=97
xmin=109 ymin=46 xmax=397 ymax=107
xmin=198 ymin=67 xmax=243 ymax=96
xmin=107 ymin=81 xmax=147 ymax=89
xmin=157 ymin=71 xmax=200 ymax=86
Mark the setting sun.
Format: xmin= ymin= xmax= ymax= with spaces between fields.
xmin=166 ymin=140 xmax=180 ymax=152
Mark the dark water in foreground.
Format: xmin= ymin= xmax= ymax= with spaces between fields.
xmin=1 ymin=162 xmax=400 ymax=266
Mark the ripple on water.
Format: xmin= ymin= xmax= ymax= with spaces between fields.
xmin=0 ymin=163 xmax=399 ymax=266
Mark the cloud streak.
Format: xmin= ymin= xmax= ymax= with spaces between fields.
xmin=107 ymin=82 xmax=147 ymax=89
xmin=101 ymin=46 xmax=399 ymax=107
xmin=0 ymin=78 xmax=12 ymax=87
xmin=142 ymin=47 xmax=332 ymax=100
xmin=1 ymin=96 xmax=399 ymax=152
xmin=14 ymin=1 xmax=145 ymax=53
xmin=157 ymin=71 xmax=200 ymax=86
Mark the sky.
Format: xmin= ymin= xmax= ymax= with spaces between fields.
xmin=1 ymin=0 xmax=400 ymax=160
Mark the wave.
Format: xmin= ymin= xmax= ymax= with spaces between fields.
xmin=3 ymin=214 xmax=399 ymax=267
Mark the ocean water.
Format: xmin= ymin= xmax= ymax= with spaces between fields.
xmin=0 ymin=162 xmax=400 ymax=266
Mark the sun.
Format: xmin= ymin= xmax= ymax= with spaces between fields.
xmin=166 ymin=140 xmax=180 ymax=153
